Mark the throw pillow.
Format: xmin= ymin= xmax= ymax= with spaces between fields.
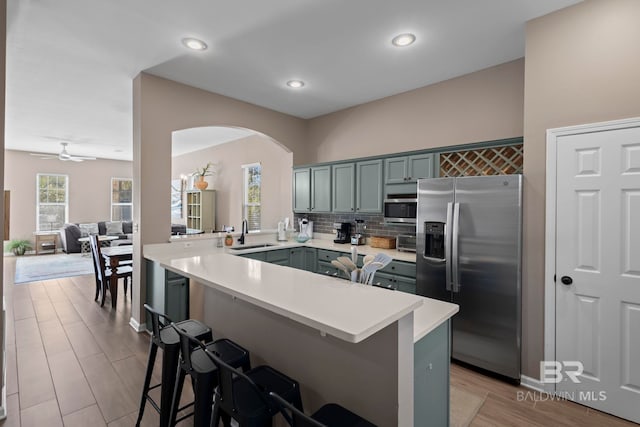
xmin=79 ymin=223 xmax=99 ymax=237
xmin=105 ymin=221 xmax=123 ymax=235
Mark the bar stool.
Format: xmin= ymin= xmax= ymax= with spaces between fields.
xmin=269 ymin=392 xmax=377 ymax=427
xmin=169 ymin=323 xmax=251 ymax=427
xmin=135 ymin=304 xmax=213 ymax=427
xmin=193 ymin=338 xmax=303 ymax=427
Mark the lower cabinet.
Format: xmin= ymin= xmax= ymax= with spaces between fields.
xmin=359 ymin=257 xmax=417 ymax=294
xmin=266 ymin=249 xmax=289 ymax=264
xmin=303 ymin=248 xmax=317 ymax=272
xmin=145 ymin=260 xmax=190 ymax=330
xmin=240 ymin=251 xmax=267 ymax=261
xmin=238 ymin=246 xmax=417 ymax=294
xmin=415 ymin=320 xmax=450 ymax=426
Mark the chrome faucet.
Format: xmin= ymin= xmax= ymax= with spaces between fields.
xmin=238 ymin=219 xmax=248 ymax=245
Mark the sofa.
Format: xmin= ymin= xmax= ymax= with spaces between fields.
xmin=60 ymin=221 xmax=133 ymax=254
xmin=60 ymin=221 xmax=188 ymax=253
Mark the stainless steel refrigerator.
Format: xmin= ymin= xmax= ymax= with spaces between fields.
xmin=416 ymin=175 xmax=522 ymax=381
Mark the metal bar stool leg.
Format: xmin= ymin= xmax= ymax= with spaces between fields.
xmin=135 ymin=339 xmax=158 ymax=427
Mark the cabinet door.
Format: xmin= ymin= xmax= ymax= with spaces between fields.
xmin=395 ymin=276 xmax=417 ymax=294
xmin=385 ymin=157 xmax=408 ymax=184
xmin=166 ymin=276 xmax=189 ymax=322
xmin=310 ymin=166 xmax=331 ymax=213
xmin=289 ymin=248 xmax=304 ymax=270
xmin=292 ymin=168 xmax=310 ymax=212
xmin=266 ymin=249 xmax=289 ymax=264
xmin=356 ymin=160 xmax=383 ymax=213
xmin=303 ymin=248 xmax=317 ymax=272
xmin=407 ymin=154 xmax=435 ymax=182
xmin=332 ymin=163 xmax=355 ymax=213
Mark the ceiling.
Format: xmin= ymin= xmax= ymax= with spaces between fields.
xmin=5 ymin=0 xmax=581 ymax=161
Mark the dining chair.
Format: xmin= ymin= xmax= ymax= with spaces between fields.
xmin=89 ymin=234 xmax=133 ymax=307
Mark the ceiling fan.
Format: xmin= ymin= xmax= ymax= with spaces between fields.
xmin=29 ymin=142 xmax=97 ymax=162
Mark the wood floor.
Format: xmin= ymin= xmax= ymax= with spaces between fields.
xmin=0 ymin=256 xmax=638 ymax=427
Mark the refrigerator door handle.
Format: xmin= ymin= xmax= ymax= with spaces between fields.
xmin=452 ymin=202 xmax=460 ymax=292
xmin=445 ymin=202 xmax=453 ymax=291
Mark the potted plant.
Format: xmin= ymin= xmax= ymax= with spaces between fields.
xmin=192 ymin=162 xmax=215 ymax=190
xmin=5 ymin=239 xmax=32 ymax=256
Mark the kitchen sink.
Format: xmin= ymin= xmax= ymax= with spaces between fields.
xmin=228 ymin=244 xmax=276 ymax=250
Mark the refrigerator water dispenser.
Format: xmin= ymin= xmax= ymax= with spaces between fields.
xmin=424 ymin=222 xmax=445 ymax=259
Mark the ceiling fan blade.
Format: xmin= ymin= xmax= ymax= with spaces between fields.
xmin=70 ymin=158 xmax=84 ymax=162
xmin=70 ymin=156 xmax=96 ymax=161
xmin=29 ymin=153 xmax=58 ymax=159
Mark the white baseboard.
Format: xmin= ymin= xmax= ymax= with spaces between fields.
xmin=520 ymin=375 xmax=545 ymax=392
xmin=0 ymin=298 xmax=6 ymax=420
xmin=129 ymin=316 xmax=146 ymax=333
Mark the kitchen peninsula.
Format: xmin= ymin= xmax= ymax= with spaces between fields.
xmin=144 ymin=237 xmax=458 ymax=426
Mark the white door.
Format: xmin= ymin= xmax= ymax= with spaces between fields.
xmin=555 ymin=125 xmax=640 ymax=422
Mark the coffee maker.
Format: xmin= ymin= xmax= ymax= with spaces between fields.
xmin=333 ymin=222 xmax=351 ymax=243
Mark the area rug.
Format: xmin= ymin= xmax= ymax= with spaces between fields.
xmin=14 ymin=253 xmax=94 ymax=284
xmin=450 ymin=385 xmax=486 ymax=427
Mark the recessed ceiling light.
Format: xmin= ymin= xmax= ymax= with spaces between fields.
xmin=391 ymin=33 xmax=416 ymax=47
xmin=286 ymin=80 xmax=305 ymax=89
xmin=182 ymin=37 xmax=208 ymax=51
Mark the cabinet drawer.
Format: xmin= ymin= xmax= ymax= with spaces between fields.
xmin=371 ymin=272 xmax=416 ymax=294
xmin=381 ymin=260 xmax=416 ymax=278
xmin=317 ymin=249 xmax=340 ymax=263
xmin=395 ymin=276 xmax=416 ymax=294
xmin=316 ymin=260 xmax=340 ymax=277
xmin=371 ymin=271 xmax=396 ymax=289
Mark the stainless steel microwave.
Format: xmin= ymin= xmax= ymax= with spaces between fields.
xmin=383 ymin=194 xmax=417 ymax=225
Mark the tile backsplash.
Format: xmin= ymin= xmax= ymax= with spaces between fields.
xmin=293 ymin=213 xmax=416 ymax=238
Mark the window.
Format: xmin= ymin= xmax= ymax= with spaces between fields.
xmin=37 ymin=174 xmax=68 ymax=231
xmin=111 ymin=178 xmax=133 ymax=221
xmin=242 ymin=163 xmax=261 ymax=231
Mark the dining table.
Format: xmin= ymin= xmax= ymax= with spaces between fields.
xmin=101 ymin=245 xmax=133 ymax=308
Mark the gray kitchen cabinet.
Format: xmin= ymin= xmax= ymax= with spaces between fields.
xmin=240 ymin=251 xmax=267 ymax=261
xmin=303 ymin=247 xmax=317 ymax=272
xmin=385 ymin=157 xmax=408 ymax=185
xmin=385 ymin=154 xmax=435 ymax=185
xmin=356 ymin=159 xmax=383 ymax=213
xmin=266 ymin=248 xmax=290 ymax=265
xmin=145 ymin=260 xmax=190 ymax=330
xmin=415 ymin=321 xmax=450 ymax=426
xmin=289 ymin=247 xmax=304 ymax=269
xmin=407 ymin=154 xmax=435 ymax=182
xmin=310 ymin=166 xmax=331 ymax=213
xmin=293 ymin=168 xmax=311 ymax=212
xmin=293 ymin=166 xmax=331 ymax=213
xmin=369 ymin=259 xmax=417 ymax=294
xmin=332 ymin=163 xmax=355 ymax=213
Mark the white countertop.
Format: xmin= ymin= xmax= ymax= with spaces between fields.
xmin=145 ymin=235 xmax=457 ymax=344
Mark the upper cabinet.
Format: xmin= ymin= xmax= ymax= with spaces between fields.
xmin=356 ymin=160 xmax=383 ymax=213
xmin=293 ymin=168 xmax=310 ymax=212
xmin=293 ymin=166 xmax=331 ymax=213
xmin=332 ymin=160 xmax=383 ymax=214
xmin=332 ymin=163 xmax=355 ymax=213
xmin=384 ymin=154 xmax=435 ymax=185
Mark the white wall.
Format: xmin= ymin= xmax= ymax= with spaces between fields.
xmin=171 ymin=134 xmax=293 ymax=231
xmin=4 ymin=149 xmax=132 ymax=244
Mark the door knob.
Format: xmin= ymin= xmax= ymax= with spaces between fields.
xmin=560 ymin=276 xmax=573 ymax=285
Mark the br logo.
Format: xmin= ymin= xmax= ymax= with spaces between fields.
xmin=540 ymin=361 xmax=584 ymax=384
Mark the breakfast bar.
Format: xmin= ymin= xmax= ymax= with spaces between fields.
xmin=146 ymin=241 xmax=458 ymax=427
